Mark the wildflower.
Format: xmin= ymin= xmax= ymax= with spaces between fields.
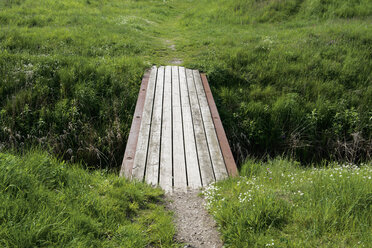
xmin=266 ymin=239 xmax=275 ymax=246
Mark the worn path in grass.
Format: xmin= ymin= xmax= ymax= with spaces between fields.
xmin=165 ymin=190 xmax=223 ymax=248
xmin=144 ymin=11 xmax=225 ymax=245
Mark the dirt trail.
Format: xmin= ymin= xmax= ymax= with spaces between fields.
xmin=161 ymin=14 xmax=220 ymax=247
xmin=164 ymin=39 xmax=183 ymax=65
xmin=165 ymin=190 xmax=223 ymax=248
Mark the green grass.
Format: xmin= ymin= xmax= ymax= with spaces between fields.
xmin=1 ymin=0 xmax=371 ymax=167
xmin=176 ymin=0 xmax=372 ymax=163
xmin=203 ymin=158 xmax=372 ymax=247
xmin=0 ymin=0 xmax=175 ymax=167
xmin=0 ymin=1 xmax=371 ymax=246
xmin=178 ymin=0 xmax=372 ymax=25
xmin=0 ymin=150 xmax=177 ymax=247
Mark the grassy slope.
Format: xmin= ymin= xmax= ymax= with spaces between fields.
xmin=1 ymin=0 xmax=371 ymax=167
xmin=0 ymin=1 xmax=372 ymax=247
xmin=0 ymin=0 xmax=175 ymax=167
xmin=203 ymin=159 xmax=372 ymax=247
xmin=0 ymin=150 xmax=176 ymax=247
xmin=175 ymin=0 xmax=372 ymax=163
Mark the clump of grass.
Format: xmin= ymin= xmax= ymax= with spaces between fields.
xmin=203 ymin=158 xmax=372 ymax=247
xmin=0 ymin=150 xmax=177 ymax=247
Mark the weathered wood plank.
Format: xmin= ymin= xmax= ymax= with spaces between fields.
xmin=200 ymin=73 xmax=238 ymax=177
xmin=179 ymin=67 xmax=202 ymax=188
xmin=120 ymin=68 xmax=151 ymax=178
xmin=186 ymin=69 xmax=215 ymax=186
xmin=145 ymin=66 xmax=165 ymax=185
xmin=132 ymin=67 xmax=157 ymax=180
xmin=159 ymin=66 xmax=173 ymax=191
xmin=193 ymin=70 xmax=228 ymax=181
xmin=172 ymin=66 xmax=187 ymax=189
xmin=126 ymin=66 xmax=237 ymax=190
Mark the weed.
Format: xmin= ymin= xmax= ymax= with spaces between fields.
xmin=204 ymin=158 xmax=372 ymax=247
xmin=0 ymin=150 xmax=177 ymax=247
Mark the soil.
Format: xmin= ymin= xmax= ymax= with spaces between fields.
xmin=165 ymin=189 xmax=223 ymax=248
xmin=164 ymin=39 xmax=183 ymax=65
xmin=169 ymin=58 xmax=183 ymax=65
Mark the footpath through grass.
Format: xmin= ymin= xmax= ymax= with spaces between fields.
xmin=1 ymin=1 xmax=372 ymax=246
xmin=0 ymin=151 xmax=176 ymax=247
xmin=203 ymin=159 xmax=372 ymax=247
xmin=1 ymin=0 xmax=371 ymax=168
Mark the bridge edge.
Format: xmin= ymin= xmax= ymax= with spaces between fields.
xmin=200 ymin=73 xmax=239 ymax=177
xmin=120 ymin=69 xmax=152 ymax=178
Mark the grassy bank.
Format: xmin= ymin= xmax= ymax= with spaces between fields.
xmin=0 ymin=0 xmax=173 ymax=167
xmin=1 ymin=0 xmax=371 ymax=167
xmin=0 ymin=150 xmax=176 ymax=247
xmin=1 ymin=1 xmax=372 ymax=246
xmin=203 ymin=158 xmax=372 ymax=247
xmin=177 ymin=0 xmax=372 ymax=163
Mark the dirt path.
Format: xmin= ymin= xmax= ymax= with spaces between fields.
xmin=165 ymin=190 xmax=223 ymax=248
xmin=160 ymin=12 xmax=221 ymax=247
xmin=163 ymin=39 xmax=183 ymax=65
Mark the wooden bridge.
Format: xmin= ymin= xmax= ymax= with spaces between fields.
xmin=120 ymin=66 xmax=237 ymax=191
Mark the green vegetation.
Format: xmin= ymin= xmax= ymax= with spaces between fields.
xmin=183 ymin=0 xmax=372 ymax=24
xmin=203 ymin=159 xmax=372 ymax=247
xmin=177 ymin=0 xmax=372 ymax=163
xmin=1 ymin=0 xmax=372 ymax=247
xmin=1 ymin=0 xmax=371 ymax=167
xmin=0 ymin=150 xmax=176 ymax=247
xmin=0 ymin=0 xmax=173 ymax=167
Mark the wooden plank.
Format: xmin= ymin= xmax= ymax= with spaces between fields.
xmin=120 ymin=68 xmax=151 ymax=178
xmin=179 ymin=67 xmax=202 ymax=188
xmin=124 ymin=66 xmax=237 ymax=191
xmin=193 ymin=70 xmax=228 ymax=181
xmin=172 ymin=66 xmax=187 ymax=189
xmin=145 ymin=66 xmax=165 ymax=185
xmin=159 ymin=66 xmax=173 ymax=191
xmin=131 ymin=67 xmax=158 ymax=180
xmin=186 ymin=69 xmax=215 ymax=186
xmin=200 ymin=73 xmax=238 ymax=177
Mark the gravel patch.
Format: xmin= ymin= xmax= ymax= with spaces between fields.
xmin=165 ymin=189 xmax=223 ymax=248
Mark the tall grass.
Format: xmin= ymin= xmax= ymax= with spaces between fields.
xmin=178 ymin=0 xmax=372 ymax=163
xmin=0 ymin=150 xmax=176 ymax=247
xmin=181 ymin=0 xmax=372 ymax=24
xmin=203 ymin=158 xmax=372 ymax=247
xmin=1 ymin=0 xmax=371 ymax=167
xmin=0 ymin=0 xmax=173 ymax=168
